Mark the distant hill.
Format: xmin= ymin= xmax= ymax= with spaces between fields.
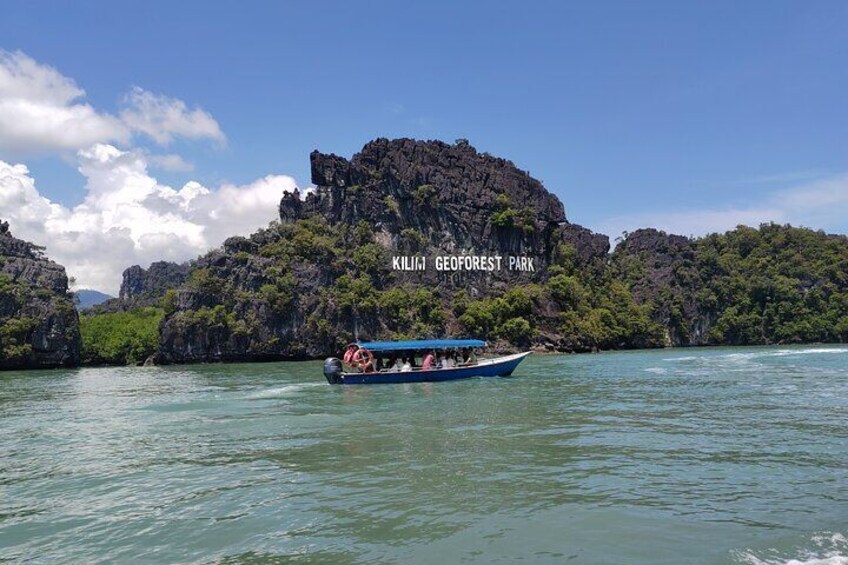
xmin=74 ymin=289 xmax=114 ymax=310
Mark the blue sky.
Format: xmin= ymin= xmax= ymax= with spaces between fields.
xmin=1 ymin=1 xmax=847 ymax=291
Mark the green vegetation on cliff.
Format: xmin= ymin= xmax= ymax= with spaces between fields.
xmin=72 ymin=140 xmax=848 ymax=365
xmin=0 ymin=315 xmax=37 ymax=362
xmin=8 ymin=140 xmax=848 ymax=371
xmin=612 ymin=224 xmax=848 ymax=346
xmin=77 ymin=221 xmax=848 ymax=365
xmin=154 ymin=216 xmax=677 ymax=360
xmin=698 ymin=225 xmax=848 ymax=344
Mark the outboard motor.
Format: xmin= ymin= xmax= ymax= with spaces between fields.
xmin=323 ymin=357 xmax=344 ymax=384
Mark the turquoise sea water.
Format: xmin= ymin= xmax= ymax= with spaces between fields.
xmin=1 ymin=345 xmax=847 ymax=564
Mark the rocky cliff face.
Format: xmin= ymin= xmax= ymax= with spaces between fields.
xmin=610 ymin=225 xmax=848 ymax=346
xmin=120 ymin=262 xmax=190 ymax=301
xmin=90 ymin=261 xmax=190 ymax=314
xmin=150 ymin=139 xmax=848 ymax=365
xmin=0 ymin=220 xmax=81 ymax=369
xmin=7 ymin=140 xmax=843 ymax=369
xmin=158 ymin=138 xmax=612 ymax=363
xmin=611 ymin=229 xmax=710 ymax=345
xmin=283 ymin=137 xmax=608 ymax=289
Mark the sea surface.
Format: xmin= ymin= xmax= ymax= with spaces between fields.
xmin=1 ymin=345 xmax=847 ymax=564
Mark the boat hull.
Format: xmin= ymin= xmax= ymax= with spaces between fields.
xmin=328 ymin=352 xmax=531 ymax=385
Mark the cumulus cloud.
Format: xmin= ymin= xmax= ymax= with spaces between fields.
xmin=119 ymin=86 xmax=225 ymax=146
xmin=1 ymin=145 xmax=298 ymax=294
xmin=0 ymin=51 xmax=223 ymax=155
xmin=595 ymin=173 xmax=848 ymax=242
xmin=0 ymin=51 xmax=129 ymax=153
xmin=0 ymin=51 xmax=290 ymax=294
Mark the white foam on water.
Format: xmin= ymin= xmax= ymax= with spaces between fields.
xmin=769 ymin=348 xmax=848 ymax=357
xmin=644 ymin=367 xmax=667 ymax=374
xmin=733 ymin=348 xmax=847 ymax=360
xmin=662 ymin=356 xmax=698 ymax=362
xmin=742 ymin=556 xmax=848 ymax=565
xmin=706 ymin=348 xmax=848 ymax=370
xmin=661 ymin=348 xmax=847 ymax=368
xmin=723 ymin=352 xmax=760 ymax=360
xmin=736 ymin=533 xmax=848 ymax=565
xmin=246 ymin=382 xmax=324 ymax=399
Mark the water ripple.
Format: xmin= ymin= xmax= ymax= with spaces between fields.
xmin=1 ymin=346 xmax=847 ymax=563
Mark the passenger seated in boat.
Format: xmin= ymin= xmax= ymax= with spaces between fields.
xmin=443 ymin=352 xmax=456 ymax=368
xmin=401 ymin=357 xmax=412 ymax=372
xmin=460 ymin=348 xmax=477 ymax=366
xmin=387 ymin=356 xmax=402 ymax=372
xmin=360 ymin=354 xmax=376 ymax=373
xmin=435 ymin=352 xmax=444 ymax=369
xmin=422 ymin=350 xmax=436 ymax=370
xmin=343 ymin=344 xmax=357 ymax=366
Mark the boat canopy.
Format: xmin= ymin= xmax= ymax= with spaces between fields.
xmin=355 ymin=339 xmax=487 ymax=352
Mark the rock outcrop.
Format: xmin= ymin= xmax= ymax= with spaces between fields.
xmin=147 ymin=139 xmax=848 ymax=365
xmin=158 ymin=138 xmax=612 ymax=363
xmin=0 ymin=220 xmax=81 ymax=369
xmin=7 ymin=139 xmax=846 ymax=370
xmin=120 ymin=262 xmax=191 ymax=302
xmin=611 ymin=229 xmax=709 ymax=345
xmin=282 ymin=137 xmax=608 ymax=289
xmin=610 ymin=225 xmax=848 ymax=346
xmin=90 ymin=261 xmax=190 ymax=314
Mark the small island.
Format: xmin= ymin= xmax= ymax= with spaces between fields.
xmin=2 ymin=139 xmax=847 ymax=370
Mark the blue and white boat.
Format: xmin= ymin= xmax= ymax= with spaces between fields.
xmin=323 ymin=339 xmax=531 ymax=385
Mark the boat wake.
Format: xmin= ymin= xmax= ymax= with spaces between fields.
xmin=735 ymin=532 xmax=848 ymax=565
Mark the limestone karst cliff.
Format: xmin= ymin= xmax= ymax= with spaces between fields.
xmin=147 ymin=139 xmax=848 ymax=364
xmin=282 ymin=137 xmax=609 ymax=288
xmin=0 ymin=220 xmax=81 ymax=369
xmin=89 ymin=261 xmax=190 ymax=314
xmin=157 ymin=138 xmax=615 ymax=363
xmin=57 ymin=138 xmax=848 ymax=367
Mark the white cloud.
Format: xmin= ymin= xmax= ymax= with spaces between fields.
xmin=0 ymin=51 xmax=224 ymax=155
xmin=119 ymin=86 xmax=225 ymax=146
xmin=774 ymin=173 xmax=848 ymax=226
xmin=0 ymin=50 xmax=81 ymax=104
xmin=1 ymin=145 xmax=297 ymax=294
xmin=147 ymin=153 xmax=194 ymax=172
xmin=594 ymin=173 xmax=848 ymax=242
xmin=0 ymin=51 xmax=288 ymax=295
xmin=0 ymin=51 xmax=129 ymax=153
